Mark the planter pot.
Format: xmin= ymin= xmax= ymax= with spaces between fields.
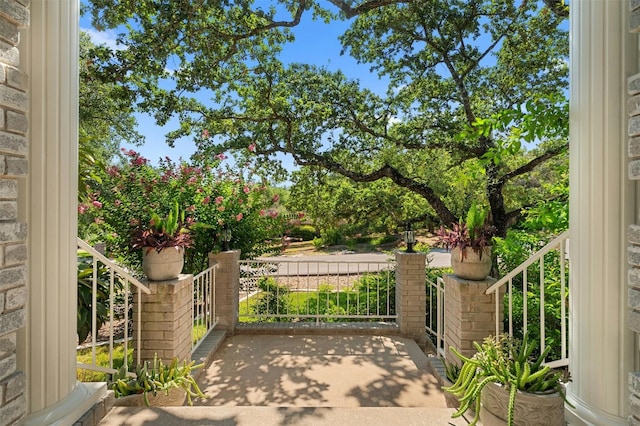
xmin=479 ymin=382 xmax=565 ymax=426
xmin=450 ymin=246 xmax=492 ymax=281
xmin=142 ymin=246 xmax=184 ymax=281
xmin=114 ymin=387 xmax=187 ymax=407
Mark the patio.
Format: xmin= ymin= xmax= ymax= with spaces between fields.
xmin=98 ymin=334 xmax=469 ymax=426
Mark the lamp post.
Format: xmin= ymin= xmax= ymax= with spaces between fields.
xmin=222 ymin=224 xmax=232 ymax=251
xmin=403 ymin=221 xmax=416 ymax=253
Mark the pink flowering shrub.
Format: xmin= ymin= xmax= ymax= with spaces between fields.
xmin=78 ymin=150 xmax=286 ymax=273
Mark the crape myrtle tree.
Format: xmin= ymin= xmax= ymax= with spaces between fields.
xmin=83 ymin=0 xmax=569 ymax=238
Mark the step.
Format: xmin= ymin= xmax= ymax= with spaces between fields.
xmin=98 ymin=406 xmax=473 ymax=426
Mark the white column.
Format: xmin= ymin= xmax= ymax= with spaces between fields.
xmin=18 ymin=1 xmax=105 ymax=424
xmin=568 ymin=1 xmax=636 ymax=424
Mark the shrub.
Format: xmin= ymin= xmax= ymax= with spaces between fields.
xmin=320 ymin=227 xmax=344 ymax=246
xmin=77 ymin=249 xmax=124 ymax=344
xmin=288 ymin=225 xmax=318 ymax=241
xmin=252 ymin=277 xmax=290 ymax=320
xmin=312 ymin=237 xmax=324 ymax=250
xmin=493 ymin=230 xmax=568 ymax=360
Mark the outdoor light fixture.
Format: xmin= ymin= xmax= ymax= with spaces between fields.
xmin=403 ymin=221 xmax=416 ymax=253
xmin=222 ymin=224 xmax=232 ymax=251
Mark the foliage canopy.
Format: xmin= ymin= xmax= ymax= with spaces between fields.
xmin=83 ymin=0 xmax=569 ymax=237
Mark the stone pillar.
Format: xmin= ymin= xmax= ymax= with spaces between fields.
xmin=134 ymin=275 xmax=194 ymax=364
xmin=568 ymin=1 xmax=635 ymax=424
xmin=395 ymin=252 xmax=427 ymax=347
xmin=443 ymin=275 xmax=500 ymax=366
xmin=209 ymin=250 xmax=240 ymax=333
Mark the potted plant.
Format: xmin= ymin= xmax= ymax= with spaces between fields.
xmin=436 ymin=202 xmax=496 ymax=280
xmin=131 ymin=201 xmax=194 ymax=281
xmin=440 ymin=359 xmax=461 ymax=409
xmin=444 ymin=335 xmax=570 ymax=426
xmin=111 ymin=355 xmax=206 ymax=406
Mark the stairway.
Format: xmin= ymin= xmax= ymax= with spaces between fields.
xmin=97 ymin=334 xmax=470 ymax=426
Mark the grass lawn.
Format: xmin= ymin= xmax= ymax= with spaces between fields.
xmin=76 ymin=344 xmax=133 ymax=382
xmin=239 ymin=288 xmax=394 ymax=322
xmin=77 ymin=323 xmax=211 ymax=382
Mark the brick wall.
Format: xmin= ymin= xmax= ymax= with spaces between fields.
xmin=134 ymin=275 xmax=194 ymax=364
xmin=209 ymin=251 xmax=240 ymax=333
xmin=0 ymin=1 xmax=28 ymax=424
xmin=443 ymin=274 xmax=501 ymax=366
xmin=395 ymin=252 xmax=427 ymax=346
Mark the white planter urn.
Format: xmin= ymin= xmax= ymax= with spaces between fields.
xmin=480 ymin=382 xmax=565 ymax=426
xmin=142 ymin=246 xmax=184 ymax=281
xmin=450 ymin=246 xmax=492 ymax=280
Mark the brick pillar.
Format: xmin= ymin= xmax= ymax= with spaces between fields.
xmin=134 ymin=274 xmax=194 ymax=364
xmin=395 ymin=252 xmax=427 ymax=347
xmin=443 ymin=274 xmax=502 ymax=366
xmin=208 ymin=250 xmax=240 ymax=333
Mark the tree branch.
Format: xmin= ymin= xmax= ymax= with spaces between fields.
xmin=542 ymin=0 xmax=569 ymax=18
xmin=327 ymin=0 xmax=412 ymax=18
xmin=295 ymin=153 xmax=458 ymax=225
xmin=497 ymin=143 xmax=568 ymax=187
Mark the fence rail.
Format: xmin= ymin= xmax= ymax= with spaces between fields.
xmin=238 ymin=259 xmax=396 ymax=323
xmin=192 ymin=263 xmax=219 ymax=353
xmin=76 ymin=238 xmax=150 ymax=377
xmin=426 ymin=276 xmax=445 ymax=357
xmin=485 ymin=231 xmax=570 ymax=368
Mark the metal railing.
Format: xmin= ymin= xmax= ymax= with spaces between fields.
xmin=426 ymin=275 xmax=445 ymax=357
xmin=485 ymin=231 xmax=570 ymax=368
xmin=238 ymin=259 xmax=396 ymax=323
xmin=76 ymin=238 xmax=150 ymax=376
xmin=192 ymin=263 xmax=219 ymax=353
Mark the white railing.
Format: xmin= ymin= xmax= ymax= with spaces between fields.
xmin=76 ymin=238 xmax=150 ymax=377
xmin=192 ymin=263 xmax=219 ymax=353
xmin=238 ymin=259 xmax=396 ymax=322
xmin=426 ymin=276 xmax=446 ymax=357
xmin=485 ymin=231 xmax=570 ymax=368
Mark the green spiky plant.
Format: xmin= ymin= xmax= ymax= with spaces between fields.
xmin=444 ymin=334 xmax=571 ymax=426
xmin=436 ymin=201 xmax=496 ymax=260
xmin=111 ymin=355 xmax=206 ymax=406
xmin=131 ymin=202 xmax=194 ymax=253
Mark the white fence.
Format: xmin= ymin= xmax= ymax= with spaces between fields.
xmin=485 ymin=231 xmax=570 ymax=368
xmin=425 ymin=276 xmax=445 ymax=357
xmin=76 ymin=238 xmax=150 ymax=376
xmin=238 ymin=259 xmax=396 ymax=323
xmin=192 ymin=263 xmax=219 ymax=353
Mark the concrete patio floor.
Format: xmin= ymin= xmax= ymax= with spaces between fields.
xmin=99 ymin=334 xmax=471 ymax=425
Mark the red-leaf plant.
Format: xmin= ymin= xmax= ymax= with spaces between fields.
xmin=131 ymin=202 xmax=194 ymax=253
xmin=435 ymin=202 xmax=496 ymax=261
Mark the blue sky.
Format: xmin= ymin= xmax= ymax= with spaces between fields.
xmin=79 ymin=9 xmax=388 ymax=165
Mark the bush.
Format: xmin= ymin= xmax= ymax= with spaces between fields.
xmin=493 ymin=230 xmax=568 ymax=360
xmin=252 ymin=277 xmax=290 ymax=320
xmin=288 ymin=225 xmax=318 ymax=241
xmin=320 ymin=227 xmax=345 ymax=246
xmin=312 ymin=237 xmax=324 ymax=250
xmin=77 ymin=249 xmax=124 ymax=344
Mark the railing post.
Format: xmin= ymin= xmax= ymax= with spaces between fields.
xmin=395 ymin=251 xmax=427 ymax=347
xmin=209 ymin=250 xmax=240 ymax=333
xmin=443 ymin=274 xmax=501 ymax=366
xmin=134 ymin=274 xmax=194 ymax=364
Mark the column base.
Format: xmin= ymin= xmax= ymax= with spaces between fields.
xmin=565 ymin=390 xmax=627 ymax=426
xmin=25 ymin=382 xmax=106 ymax=426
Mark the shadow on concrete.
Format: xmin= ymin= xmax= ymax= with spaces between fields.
xmin=193 ymin=334 xmax=446 ymax=408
